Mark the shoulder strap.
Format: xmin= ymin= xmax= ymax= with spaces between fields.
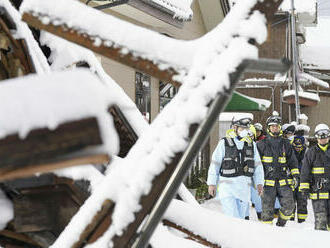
xmin=225 ymin=137 xmax=235 ymax=147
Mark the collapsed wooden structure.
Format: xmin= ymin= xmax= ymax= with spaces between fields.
xmin=0 ymin=0 xmax=288 ymax=247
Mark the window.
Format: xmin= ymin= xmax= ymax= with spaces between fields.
xmin=159 ymin=81 xmax=177 ymax=111
xmin=135 ymin=72 xmax=151 ymax=122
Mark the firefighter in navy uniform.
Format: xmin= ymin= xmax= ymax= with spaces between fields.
xmin=300 ymin=124 xmax=330 ymax=230
xmin=257 ymin=113 xmax=299 ymax=226
xmin=291 ymin=136 xmax=308 ymax=222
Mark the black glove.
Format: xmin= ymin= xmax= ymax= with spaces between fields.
xmin=300 ymin=190 xmax=309 ymax=200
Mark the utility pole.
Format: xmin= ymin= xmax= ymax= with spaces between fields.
xmin=290 ymin=0 xmax=301 ymax=123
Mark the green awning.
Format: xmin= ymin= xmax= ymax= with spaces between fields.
xmin=225 ymin=91 xmax=271 ymax=111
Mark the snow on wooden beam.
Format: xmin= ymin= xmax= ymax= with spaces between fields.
xmin=162 ymin=220 xmax=220 ymax=248
xmin=21 ymin=13 xmax=181 ymax=87
xmin=0 ymin=16 xmax=36 ymax=76
xmin=0 ymin=154 xmax=110 ymax=181
xmin=72 ymin=199 xmax=114 ymax=248
xmin=0 ymin=117 xmax=109 ymax=181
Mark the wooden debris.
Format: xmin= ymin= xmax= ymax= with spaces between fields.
xmin=162 ymin=219 xmax=221 ymax=248
xmin=108 ymin=105 xmax=138 ymax=158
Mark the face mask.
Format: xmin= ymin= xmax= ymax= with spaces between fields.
xmin=238 ymin=129 xmax=249 ymax=138
xmin=288 ymin=136 xmax=294 ymax=141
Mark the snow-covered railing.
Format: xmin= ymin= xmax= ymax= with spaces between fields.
xmin=30 ymin=0 xmax=286 ymax=247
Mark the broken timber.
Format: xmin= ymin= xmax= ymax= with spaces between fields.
xmin=0 ymin=117 xmax=109 ymax=181
xmin=0 ymin=7 xmax=36 ymax=79
xmin=162 ymin=219 xmax=220 ymax=248
xmin=0 ymin=174 xmax=91 ymax=247
xmin=108 ymin=105 xmax=138 ymax=158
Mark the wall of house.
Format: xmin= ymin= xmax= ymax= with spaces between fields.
xmin=302 ymin=95 xmax=330 ymax=133
xmin=244 ymin=14 xmax=288 ymax=80
xmin=99 ymin=1 xmax=207 ymax=118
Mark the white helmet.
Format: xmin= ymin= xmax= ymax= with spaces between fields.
xmin=315 ymin=124 xmax=330 ymax=139
xmin=232 ymin=114 xmax=252 ymax=128
xmin=254 ymin=123 xmax=263 ymax=131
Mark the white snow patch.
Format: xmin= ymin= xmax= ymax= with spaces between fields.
xmin=0 ymin=189 xmax=13 ymax=230
xmin=283 ymin=89 xmax=320 ymax=102
xmin=0 ymin=69 xmax=119 ymax=155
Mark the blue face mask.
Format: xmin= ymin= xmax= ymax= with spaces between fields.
xmin=288 ymin=136 xmax=294 ymax=141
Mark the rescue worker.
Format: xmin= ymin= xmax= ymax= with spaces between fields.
xmin=291 ymin=136 xmax=308 ymax=222
xmin=257 ymin=113 xmax=299 ymax=226
xmin=255 ymin=123 xmax=266 ymax=141
xmin=207 ymin=116 xmax=264 ymax=219
xmin=300 ymin=124 xmax=330 ymax=230
xmin=282 ymin=123 xmax=296 ymax=142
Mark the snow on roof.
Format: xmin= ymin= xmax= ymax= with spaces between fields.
xmin=279 ymin=0 xmax=317 ymax=15
xmin=0 ymin=189 xmax=13 ymax=230
xmin=163 ymin=199 xmax=330 ymax=248
xmin=20 ymin=0 xmax=198 ymax=80
xmin=235 ymin=91 xmax=271 ymax=109
xmin=150 ymin=0 xmax=193 ymax=20
xmin=283 ymin=89 xmax=320 ymax=102
xmin=219 ymin=112 xmax=254 ymax=122
xmin=298 ymin=72 xmax=329 ymax=88
xmin=300 ymin=17 xmax=330 ymax=70
xmin=0 ymin=69 xmax=120 ymax=155
xmin=0 ymin=0 xmax=50 ymax=74
xmin=49 ymin=1 xmax=268 ymax=246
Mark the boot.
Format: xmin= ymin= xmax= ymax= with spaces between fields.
xmin=257 ymin=212 xmax=262 ymax=221
xmin=273 ymin=208 xmax=280 ymax=218
xmin=298 ymin=219 xmax=305 ymax=223
xmin=315 ymin=213 xmax=327 ymax=230
xmin=276 ymin=217 xmax=287 ymax=227
xmin=245 ymin=216 xmax=250 ymax=220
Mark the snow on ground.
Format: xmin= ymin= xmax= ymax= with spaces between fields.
xmin=173 ymin=197 xmax=330 ymax=248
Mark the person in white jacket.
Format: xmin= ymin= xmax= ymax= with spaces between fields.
xmin=207 ymin=115 xmax=264 ymax=219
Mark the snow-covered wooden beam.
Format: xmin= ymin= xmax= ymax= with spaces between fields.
xmin=162 ymin=219 xmax=220 ymax=248
xmin=21 ymin=12 xmax=182 ymax=87
xmin=0 ymin=15 xmax=36 ymax=76
xmin=0 ymin=154 xmax=109 ymax=181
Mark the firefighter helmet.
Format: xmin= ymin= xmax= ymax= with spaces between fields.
xmin=315 ymin=124 xmax=330 ymax=139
